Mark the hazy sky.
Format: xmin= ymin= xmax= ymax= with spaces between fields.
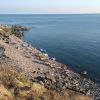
xmin=0 ymin=0 xmax=100 ymax=14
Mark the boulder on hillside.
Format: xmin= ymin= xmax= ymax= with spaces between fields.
xmin=0 ymin=46 xmax=5 ymax=58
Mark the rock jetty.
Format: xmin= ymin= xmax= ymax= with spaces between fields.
xmin=0 ymin=24 xmax=100 ymax=100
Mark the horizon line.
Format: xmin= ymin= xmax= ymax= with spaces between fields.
xmin=0 ymin=13 xmax=100 ymax=15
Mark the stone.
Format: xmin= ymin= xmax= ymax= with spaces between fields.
xmin=45 ymin=74 xmax=56 ymax=83
xmin=35 ymin=76 xmax=45 ymax=83
xmin=86 ymin=90 xmax=91 ymax=96
xmin=0 ymin=46 xmax=5 ymax=58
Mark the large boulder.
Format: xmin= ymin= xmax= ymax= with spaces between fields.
xmin=0 ymin=46 xmax=5 ymax=58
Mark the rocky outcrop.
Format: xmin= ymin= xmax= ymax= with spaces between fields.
xmin=13 ymin=25 xmax=32 ymax=31
xmin=0 ymin=46 xmax=5 ymax=58
xmin=0 ymin=24 xmax=31 ymax=38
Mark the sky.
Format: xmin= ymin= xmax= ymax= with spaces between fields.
xmin=0 ymin=0 xmax=100 ymax=14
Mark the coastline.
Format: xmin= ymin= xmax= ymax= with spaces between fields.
xmin=0 ymin=24 xmax=100 ymax=100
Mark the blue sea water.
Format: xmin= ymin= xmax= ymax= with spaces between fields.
xmin=0 ymin=14 xmax=100 ymax=81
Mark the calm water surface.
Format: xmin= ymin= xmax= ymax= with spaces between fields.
xmin=0 ymin=14 xmax=100 ymax=81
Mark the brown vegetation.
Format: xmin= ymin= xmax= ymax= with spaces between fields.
xmin=0 ymin=65 xmax=92 ymax=100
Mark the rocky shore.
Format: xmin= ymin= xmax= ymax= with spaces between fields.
xmin=0 ymin=24 xmax=100 ymax=100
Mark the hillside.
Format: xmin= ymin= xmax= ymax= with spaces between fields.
xmin=0 ymin=24 xmax=99 ymax=100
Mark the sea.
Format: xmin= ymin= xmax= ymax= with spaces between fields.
xmin=0 ymin=14 xmax=100 ymax=82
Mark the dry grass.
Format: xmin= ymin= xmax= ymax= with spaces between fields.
xmin=31 ymin=83 xmax=46 ymax=95
xmin=0 ymin=65 xmax=92 ymax=100
xmin=0 ymin=65 xmax=31 ymax=99
xmin=71 ymin=94 xmax=93 ymax=100
xmin=0 ymin=66 xmax=16 ymax=88
xmin=0 ymin=84 xmax=13 ymax=100
xmin=0 ymin=65 xmax=65 ymax=100
xmin=0 ymin=65 xmax=30 ymax=88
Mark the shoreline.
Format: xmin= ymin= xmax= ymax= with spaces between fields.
xmin=0 ymin=24 xmax=100 ymax=100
